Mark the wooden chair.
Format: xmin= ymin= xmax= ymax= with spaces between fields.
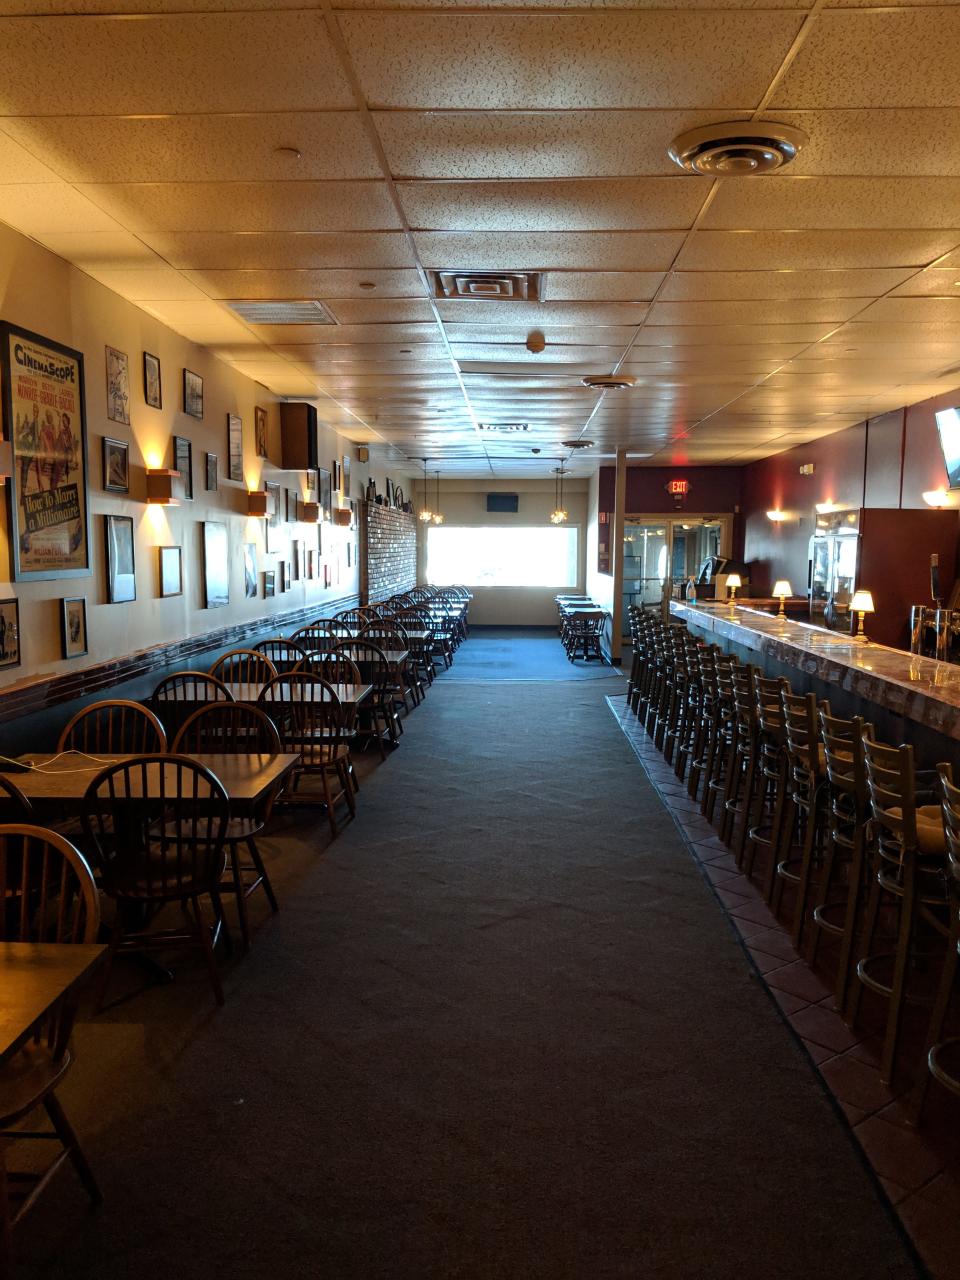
xmin=0 ymin=776 xmax=32 ymax=821
xmin=253 ymin=638 xmax=309 ymax=674
xmin=210 ymin=649 xmax=277 ymax=687
xmin=57 ymin=699 xmax=167 ymax=755
xmin=81 ymin=755 xmax=230 ymax=1007
xmin=360 ymin=623 xmax=420 ymax=707
xmin=151 ymin=671 xmax=234 ymax=741
xmin=334 ymin=608 xmax=365 ymax=629
xmin=291 ymin=622 xmax=334 ymax=653
xmin=0 ymin=826 xmax=101 ymax=1271
xmin=257 ymin=675 xmax=356 ymax=838
xmin=171 ymin=705 xmax=281 ymax=951
xmin=336 ymin=641 xmax=403 ymax=756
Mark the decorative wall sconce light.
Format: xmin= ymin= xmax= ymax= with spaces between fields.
xmin=815 ymin=500 xmax=838 ymax=515
xmin=146 ymin=468 xmax=179 ymax=505
xmin=850 ymin=589 xmax=875 ymax=639
xmin=334 ymin=507 xmax=352 ymax=527
xmin=300 ymin=501 xmax=320 ymax=524
xmin=923 ymin=488 xmax=950 ymax=508
xmin=772 ymin=579 xmax=792 ymax=619
xmin=247 ymin=490 xmax=269 ymax=518
xmin=766 ymin=508 xmax=787 ymax=522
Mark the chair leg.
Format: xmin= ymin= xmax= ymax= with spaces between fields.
xmin=43 ymin=1093 xmax=102 ymax=1206
xmin=92 ymin=913 xmax=124 ymax=1015
xmin=791 ymin=792 xmax=822 ymax=950
xmin=848 ymin=869 xmax=882 ymax=1026
xmin=228 ymin=845 xmax=250 ymax=953
xmin=194 ymin=896 xmax=225 ymax=1007
xmin=247 ymin=838 xmax=279 ymax=914
xmin=320 ymin=766 xmax=338 ymax=839
xmin=835 ymin=830 xmax=866 ymax=1015
xmin=881 ymin=865 xmax=917 ymax=1086
xmin=911 ymin=908 xmax=960 ymax=1125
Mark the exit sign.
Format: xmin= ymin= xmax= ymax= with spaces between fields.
xmin=666 ymin=479 xmax=689 ymax=496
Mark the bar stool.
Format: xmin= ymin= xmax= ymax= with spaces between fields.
xmin=687 ymin=652 xmax=738 ymax=804
xmin=851 ymin=737 xmax=951 ymax=1084
xmin=813 ymin=711 xmax=873 ymax=1012
xmin=719 ymin=667 xmax=761 ymax=848
xmin=701 ymin=662 xmax=740 ymax=825
xmin=741 ymin=677 xmax=790 ymax=890
xmin=774 ymin=691 xmax=831 ymax=949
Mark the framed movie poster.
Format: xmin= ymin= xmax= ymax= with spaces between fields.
xmin=227 ymin=413 xmax=243 ymax=482
xmin=105 ymin=513 xmax=136 ymax=603
xmin=0 ymin=323 xmax=91 ymax=582
xmin=202 ymin=521 xmax=229 ymax=608
xmin=183 ymin=368 xmax=203 ymax=420
xmin=143 ymin=351 xmax=161 ymax=409
xmin=158 ymin=546 xmax=182 ymax=598
xmin=102 ymin=436 xmax=129 ymax=493
xmin=319 ymin=468 xmax=332 ymax=521
xmin=105 ymin=346 xmax=130 ymax=426
xmin=255 ymin=405 xmax=267 ymax=458
xmin=341 ymin=453 xmax=351 ymax=501
xmin=0 ymin=598 xmax=20 ymax=669
xmin=60 ymin=596 xmax=87 ymax=659
xmin=264 ymin=481 xmax=281 ymax=553
xmin=173 ymin=435 xmax=193 ymax=500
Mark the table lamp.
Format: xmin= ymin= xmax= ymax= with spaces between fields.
xmin=772 ymin=580 xmax=792 ymax=620
xmin=725 ymin=573 xmax=741 ymax=608
xmin=850 ymin=589 xmax=875 ymax=639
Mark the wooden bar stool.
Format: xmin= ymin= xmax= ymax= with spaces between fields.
xmin=741 ymin=676 xmax=790 ymax=886
xmin=775 ymin=691 xmax=830 ymax=949
xmin=719 ymin=666 xmax=760 ymax=848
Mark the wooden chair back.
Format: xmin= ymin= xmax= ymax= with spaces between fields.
xmin=292 ymin=622 xmax=334 ymax=652
xmin=0 ymin=776 xmax=32 ymax=822
xmin=210 ymin=648 xmax=278 ymax=686
xmin=0 ymin=825 xmax=99 ymax=945
xmin=257 ymin=674 xmax=347 ymax=767
xmin=171 ymin=702 xmax=282 ymax=755
xmin=152 ymin=672 xmax=234 ymax=740
xmin=253 ymin=638 xmax=309 ymax=672
xmin=58 ymin=699 xmax=167 ymax=755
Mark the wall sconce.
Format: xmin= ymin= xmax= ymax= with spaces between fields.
xmin=850 ymin=589 xmax=875 ymax=639
xmin=766 ymin=508 xmax=787 ymax=522
xmin=300 ymin=501 xmax=320 ymax=524
xmin=725 ymin=573 xmax=741 ymax=607
xmin=815 ymin=500 xmax=838 ymax=515
xmin=146 ymin=468 xmax=179 ymax=505
xmin=247 ymin=490 xmax=269 ymax=518
xmin=334 ymin=507 xmax=352 ymax=528
xmin=772 ymin=579 xmax=792 ymax=620
xmin=923 ymin=488 xmax=950 ymax=508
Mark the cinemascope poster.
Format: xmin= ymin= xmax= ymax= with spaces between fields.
xmin=1 ymin=324 xmax=90 ymax=580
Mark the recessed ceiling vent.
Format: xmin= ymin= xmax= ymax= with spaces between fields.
xmin=227 ymin=299 xmax=336 ymax=325
xmin=581 ymin=375 xmax=637 ymax=390
xmin=434 ymin=271 xmax=542 ymax=302
xmin=667 ymin=121 xmax=807 ymax=176
xmin=562 ymin=439 xmax=595 ymax=449
xmin=478 ymin=423 xmax=529 ymax=433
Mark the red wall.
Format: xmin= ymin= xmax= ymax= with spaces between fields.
xmin=599 ymin=465 xmax=743 ymax=514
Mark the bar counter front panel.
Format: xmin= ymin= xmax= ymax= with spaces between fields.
xmin=669 ymin=601 xmax=960 ymax=762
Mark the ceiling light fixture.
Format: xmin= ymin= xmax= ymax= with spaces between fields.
xmin=562 ymin=439 xmax=595 ymax=450
xmin=432 ymin=471 xmax=444 ymax=525
xmin=667 ymin=121 xmax=807 ymax=175
xmin=581 ymin=375 xmax=637 ymax=391
xmin=418 ymin=457 xmax=433 ymax=523
xmin=551 ymin=461 xmax=568 ymax=525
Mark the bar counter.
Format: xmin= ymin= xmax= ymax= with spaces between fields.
xmin=670 ymin=599 xmax=960 ymax=747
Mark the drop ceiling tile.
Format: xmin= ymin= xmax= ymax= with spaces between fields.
xmin=0 ymin=183 xmax=120 ymax=234
xmin=771 ymin=11 xmax=960 ymax=110
xmin=544 ymin=272 xmax=664 ymax=302
xmin=182 ymin=268 xmax=426 ymax=299
xmin=823 ymin=322 xmax=960 ymax=342
xmin=140 ymin=232 xmax=416 ymax=270
xmin=439 ymin=299 xmax=651 ymax=326
xmin=676 ymin=230 xmax=960 ymax=271
xmin=275 ymin=341 xmax=449 ymax=361
xmin=0 ymin=13 xmax=353 ymax=114
xmin=77 ymin=181 xmax=400 ymax=234
xmin=705 ymin=178 xmax=960 ymax=232
xmin=81 ymin=267 xmax=208 ymax=302
xmin=339 ymin=13 xmax=804 ymax=110
xmin=28 ymin=230 xmax=160 ymax=268
xmin=324 ymin=298 xmax=436 ymax=324
xmin=890 ymin=270 xmax=960 ymax=298
xmin=632 ymin=323 xmax=833 ymax=346
xmin=0 ymin=131 xmax=61 ymax=183
xmin=292 ymin=357 xmax=453 ymax=375
xmin=375 ymin=110 xmax=753 ymax=180
xmin=251 ymin=322 xmax=441 ymax=345
xmin=445 ymin=323 xmax=636 ymax=346
xmin=776 ymin=109 xmax=960 ymax=179
xmin=1 ymin=113 xmax=380 ymax=184
xmin=855 ymin=297 xmax=960 ymax=324
xmin=938 ymin=247 xmax=960 ymax=271
xmin=0 ymin=0 xmax=311 ymax=9
xmin=647 ymin=299 xmax=863 ymax=326
xmin=660 ymin=268 xmax=915 ymax=302
xmin=451 ymin=343 xmax=624 ymax=364
xmin=414 ymin=230 xmax=684 ymax=271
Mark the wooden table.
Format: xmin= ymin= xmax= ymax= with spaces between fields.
xmin=0 ymin=942 xmax=106 ymax=1064
xmin=0 ymin=752 xmax=299 ymax=805
xmin=220 ymin=681 xmax=372 ymax=707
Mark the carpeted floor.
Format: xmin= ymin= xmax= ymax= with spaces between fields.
xmin=443 ymin=626 xmax=621 ymax=681
xmin=14 ymin=649 xmax=920 ymax=1279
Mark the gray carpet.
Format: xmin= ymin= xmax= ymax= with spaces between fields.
xmin=443 ymin=627 xmax=621 ymax=681
xmin=14 ymin=673 xmax=920 ymax=1279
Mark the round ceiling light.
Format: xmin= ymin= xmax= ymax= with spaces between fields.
xmin=581 ymin=375 xmax=637 ymax=390
xmin=667 ymin=121 xmax=808 ymax=176
xmin=561 ymin=439 xmax=595 ymax=449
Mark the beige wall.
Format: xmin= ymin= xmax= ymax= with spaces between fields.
xmin=585 ymin=467 xmax=617 ymax=656
xmin=0 ymin=221 xmax=411 ymax=691
xmin=414 ymin=477 xmax=587 ymax=626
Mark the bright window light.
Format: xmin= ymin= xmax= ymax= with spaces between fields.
xmin=427 ymin=525 xmax=579 ymax=587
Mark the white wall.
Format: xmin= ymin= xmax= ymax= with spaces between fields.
xmin=415 ymin=478 xmax=587 ymax=626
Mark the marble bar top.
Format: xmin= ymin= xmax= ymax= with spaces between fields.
xmin=670 ymin=600 xmax=960 ymax=745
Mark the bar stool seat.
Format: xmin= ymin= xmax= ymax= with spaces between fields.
xmin=887 ymin=805 xmax=947 ymax=855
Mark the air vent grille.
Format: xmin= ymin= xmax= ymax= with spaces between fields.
xmin=434 ymin=271 xmax=542 ymax=302
xmin=227 ymin=299 xmax=336 ymax=325
xmin=478 ymin=423 xmax=529 ymax=433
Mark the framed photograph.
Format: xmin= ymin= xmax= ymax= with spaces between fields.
xmin=202 ymin=521 xmax=229 ymax=608
xmin=293 ymin=540 xmax=302 ymax=582
xmin=158 ymin=545 xmax=182 ymax=598
xmin=105 ymin=345 xmax=130 ymax=426
xmin=183 ymin=368 xmax=203 ymax=420
xmin=307 ymin=549 xmax=316 ymax=580
xmin=173 ymin=435 xmax=193 ymax=500
xmin=346 ymin=542 xmax=352 ymax=569
xmin=263 ymin=570 xmax=276 ymax=599
xmin=205 ymin=452 xmax=218 ymax=492
xmin=323 ymin=563 xmax=331 ymax=589
xmin=279 ymin=561 xmax=289 ymax=593
xmin=105 ymin=513 xmax=136 ymax=603
xmin=305 ymin=468 xmax=317 ymax=498
xmin=385 ymin=477 xmax=394 ymax=508
xmin=341 ymin=454 xmax=351 ymax=501
xmin=102 ymin=436 xmax=129 ymax=493
xmin=1 ymin=323 xmax=91 ymax=582
xmin=286 ymin=488 xmax=296 ymax=522
xmin=143 ymin=351 xmax=162 ymax=409
xmin=227 ymin=413 xmax=243 ymax=482
xmin=317 ymin=522 xmax=323 ymax=556
xmin=265 ymin=481 xmax=281 ymax=552
xmin=255 ymin=405 xmax=268 ymax=458
xmin=332 ymin=459 xmax=341 ymax=493
xmin=319 ymin=468 xmax=332 ymax=521
xmin=0 ymin=598 xmax=21 ymax=669
xmin=243 ymin=543 xmax=257 ymax=599
xmin=59 ymin=596 xmax=87 ymax=660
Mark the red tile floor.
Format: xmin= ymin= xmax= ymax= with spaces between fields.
xmin=608 ymin=695 xmax=960 ymax=1280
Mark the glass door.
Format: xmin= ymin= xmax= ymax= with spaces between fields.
xmin=622 ymin=515 xmax=732 ymax=636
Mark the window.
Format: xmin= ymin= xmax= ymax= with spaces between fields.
xmin=427 ymin=525 xmax=579 ymax=588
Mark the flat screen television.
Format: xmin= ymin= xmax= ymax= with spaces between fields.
xmin=934 ymin=406 xmax=960 ymax=489
xmin=486 ymin=492 xmax=519 ymax=513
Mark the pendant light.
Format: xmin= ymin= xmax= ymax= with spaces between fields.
xmin=550 ymin=460 xmax=568 ymax=525
xmin=418 ymin=457 xmax=433 ymax=523
xmin=432 ymin=470 xmax=444 ymax=525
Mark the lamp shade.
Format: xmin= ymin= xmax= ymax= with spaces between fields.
xmin=772 ymin=579 xmax=792 ymax=598
xmin=850 ymin=589 xmax=875 ymax=614
xmin=146 ymin=468 xmax=179 ymax=505
xmin=725 ymin=573 xmax=742 ymax=590
xmin=247 ymin=490 xmax=269 ymax=518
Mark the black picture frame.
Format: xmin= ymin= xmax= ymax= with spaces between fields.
xmin=243 ymin=543 xmax=257 ymax=598
xmin=263 ymin=570 xmax=276 ymax=598
xmin=0 ymin=597 xmax=21 ymax=669
xmin=264 ymin=481 xmax=281 ymax=553
xmin=0 ymin=322 xmax=92 ymax=583
xmin=143 ymin=351 xmax=162 ymax=409
xmin=105 ymin=346 xmax=131 ymax=426
xmin=205 ymin=452 xmax=218 ymax=492
xmin=319 ymin=468 xmax=332 ymax=521
xmin=227 ymin=413 xmax=243 ymax=482
xmin=183 ymin=368 xmax=203 ymax=420
xmin=105 ymin=513 xmax=136 ymax=603
xmin=158 ymin=545 xmax=182 ymax=598
xmin=102 ymin=436 xmax=129 ymax=493
xmin=60 ymin=596 xmax=87 ymax=659
xmin=173 ymin=435 xmax=193 ymax=500
xmin=255 ymin=405 xmax=268 ymax=458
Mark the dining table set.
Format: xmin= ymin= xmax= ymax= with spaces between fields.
xmin=0 ymin=584 xmax=471 ymax=1272
xmin=555 ymin=594 xmax=609 ymax=663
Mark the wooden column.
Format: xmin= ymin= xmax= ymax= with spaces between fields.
xmin=610 ymin=448 xmax=628 ymax=663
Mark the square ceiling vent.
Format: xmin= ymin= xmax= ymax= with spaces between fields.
xmin=434 ymin=272 xmax=542 ymax=302
xmin=226 ymin=299 xmax=336 ymax=325
xmin=478 ymin=423 xmax=529 ymax=433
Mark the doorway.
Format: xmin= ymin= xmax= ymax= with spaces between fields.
xmin=622 ymin=515 xmax=732 ymax=636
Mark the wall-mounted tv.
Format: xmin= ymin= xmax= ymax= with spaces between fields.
xmin=486 ymin=492 xmax=519 ymax=513
xmin=935 ymin=406 xmax=960 ymax=489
